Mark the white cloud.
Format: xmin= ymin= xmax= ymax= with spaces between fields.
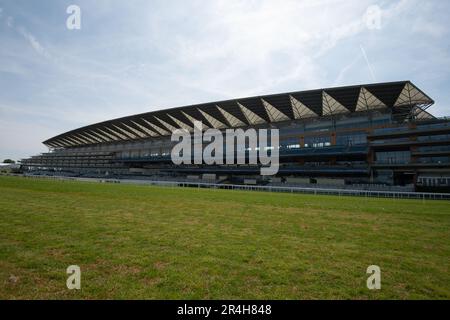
xmin=2 ymin=11 xmax=50 ymax=59
xmin=150 ymin=0 xmax=422 ymax=98
xmin=16 ymin=26 xmax=50 ymax=58
xmin=6 ymin=16 xmax=13 ymax=27
xmin=333 ymin=52 xmax=362 ymax=86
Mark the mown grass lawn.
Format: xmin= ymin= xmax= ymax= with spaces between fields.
xmin=0 ymin=175 xmax=449 ymax=299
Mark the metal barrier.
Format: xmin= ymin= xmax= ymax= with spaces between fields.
xmin=18 ymin=174 xmax=450 ymax=201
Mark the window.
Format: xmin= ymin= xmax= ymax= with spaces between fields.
xmin=304 ymin=136 xmax=331 ymax=148
xmin=418 ymin=134 xmax=450 ymax=142
xmin=280 ymin=138 xmax=300 ymax=149
xmin=376 ymin=151 xmax=411 ymax=164
xmin=336 ymin=133 xmax=367 ymax=146
xmin=418 ymin=157 xmax=450 ymax=164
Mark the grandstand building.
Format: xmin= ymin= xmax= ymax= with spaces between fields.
xmin=21 ymin=81 xmax=450 ymax=192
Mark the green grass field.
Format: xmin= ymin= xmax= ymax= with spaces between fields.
xmin=0 ymin=175 xmax=449 ymax=299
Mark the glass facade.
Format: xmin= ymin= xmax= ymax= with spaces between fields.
xmin=418 ymin=157 xmax=450 ymax=164
xmin=20 ymin=104 xmax=450 ymax=191
xmin=418 ymin=134 xmax=450 ymax=141
xmin=336 ymin=133 xmax=367 ymax=146
xmin=304 ymin=136 xmax=331 ymax=148
xmin=417 ymin=145 xmax=450 ymax=152
xmin=376 ymin=151 xmax=411 ymax=164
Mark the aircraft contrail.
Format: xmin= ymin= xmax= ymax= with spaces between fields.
xmin=360 ymin=45 xmax=376 ymax=82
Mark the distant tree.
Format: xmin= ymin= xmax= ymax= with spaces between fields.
xmin=3 ymin=159 xmax=15 ymax=164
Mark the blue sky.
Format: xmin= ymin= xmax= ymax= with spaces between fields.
xmin=0 ymin=0 xmax=449 ymax=160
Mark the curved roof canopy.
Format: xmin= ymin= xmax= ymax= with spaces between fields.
xmin=44 ymin=81 xmax=434 ymax=148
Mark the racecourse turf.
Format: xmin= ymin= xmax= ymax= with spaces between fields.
xmin=0 ymin=175 xmax=449 ymax=299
